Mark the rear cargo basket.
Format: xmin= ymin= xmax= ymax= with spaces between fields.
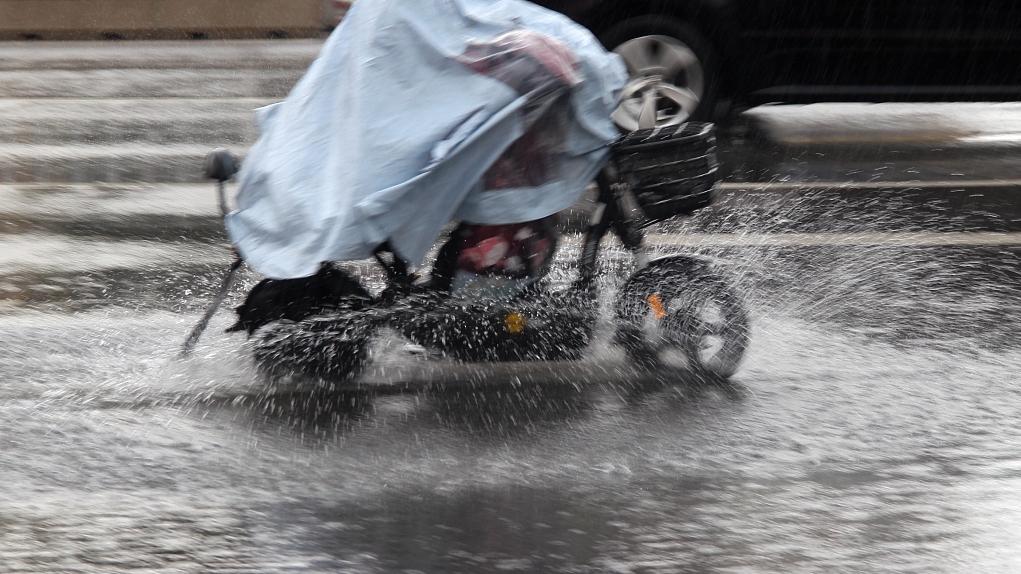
xmin=612 ymin=122 xmax=719 ymax=223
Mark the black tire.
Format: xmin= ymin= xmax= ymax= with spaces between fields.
xmin=252 ymin=314 xmax=374 ymax=382
xmin=616 ymin=256 xmax=749 ymax=380
xmin=601 ymin=16 xmax=720 ymax=124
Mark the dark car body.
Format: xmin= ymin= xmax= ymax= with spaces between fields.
xmin=537 ymin=0 xmax=1021 ymax=104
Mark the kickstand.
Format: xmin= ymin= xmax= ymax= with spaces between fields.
xmin=179 ymin=257 xmax=243 ymax=358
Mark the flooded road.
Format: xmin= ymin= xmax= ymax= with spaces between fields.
xmin=4 ymin=36 xmax=1021 ymax=572
xmin=3 ymin=170 xmax=1021 ymax=572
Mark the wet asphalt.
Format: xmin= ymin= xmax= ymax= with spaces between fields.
xmin=2 ymin=107 xmax=1021 ymax=573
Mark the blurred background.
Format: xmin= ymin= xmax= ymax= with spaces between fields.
xmin=0 ymin=0 xmax=350 ymax=40
xmin=2 ymin=1 xmax=1021 ymax=572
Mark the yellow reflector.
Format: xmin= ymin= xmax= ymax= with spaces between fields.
xmin=505 ymin=312 xmax=526 ymax=334
xmin=647 ymin=293 xmax=667 ymax=320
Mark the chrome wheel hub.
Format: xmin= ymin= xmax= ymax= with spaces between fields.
xmin=612 ymin=35 xmax=704 ymax=131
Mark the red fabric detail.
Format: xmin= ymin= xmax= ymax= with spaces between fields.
xmin=456 ymin=218 xmax=557 ymax=278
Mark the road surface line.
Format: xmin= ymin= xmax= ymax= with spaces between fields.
xmin=1 ymin=232 xmax=1017 ymax=276
xmin=718 ymin=180 xmax=1021 ymax=192
xmin=645 ymin=231 xmax=1021 ymax=247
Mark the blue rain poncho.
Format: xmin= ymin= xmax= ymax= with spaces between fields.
xmin=226 ymin=0 xmax=627 ymax=279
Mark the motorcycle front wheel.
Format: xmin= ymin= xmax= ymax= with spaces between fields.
xmin=616 ymin=256 xmax=749 ymax=380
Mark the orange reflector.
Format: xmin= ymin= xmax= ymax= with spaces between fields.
xmin=647 ymin=293 xmax=667 ymax=320
xmin=505 ymin=312 xmax=526 ymax=334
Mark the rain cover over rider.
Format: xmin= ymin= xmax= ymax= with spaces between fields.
xmin=226 ymin=0 xmax=626 ymax=279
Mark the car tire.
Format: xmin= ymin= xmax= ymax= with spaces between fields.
xmin=601 ymin=16 xmax=719 ymax=129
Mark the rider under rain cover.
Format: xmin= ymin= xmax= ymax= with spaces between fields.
xmin=226 ymin=0 xmax=627 ymax=279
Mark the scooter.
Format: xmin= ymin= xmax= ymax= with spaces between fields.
xmin=189 ymin=122 xmax=749 ymax=382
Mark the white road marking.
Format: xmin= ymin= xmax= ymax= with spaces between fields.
xmin=2 ymin=231 xmax=1016 ymax=275
xmin=0 ymin=236 xmax=226 ymax=274
xmin=718 ymin=180 xmax=1021 ymax=192
xmin=646 ymin=231 xmax=1021 ymax=247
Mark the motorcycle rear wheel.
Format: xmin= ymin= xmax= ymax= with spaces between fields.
xmin=252 ymin=315 xmax=374 ymax=382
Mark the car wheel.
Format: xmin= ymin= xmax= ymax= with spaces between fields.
xmin=603 ymin=17 xmax=718 ymax=130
